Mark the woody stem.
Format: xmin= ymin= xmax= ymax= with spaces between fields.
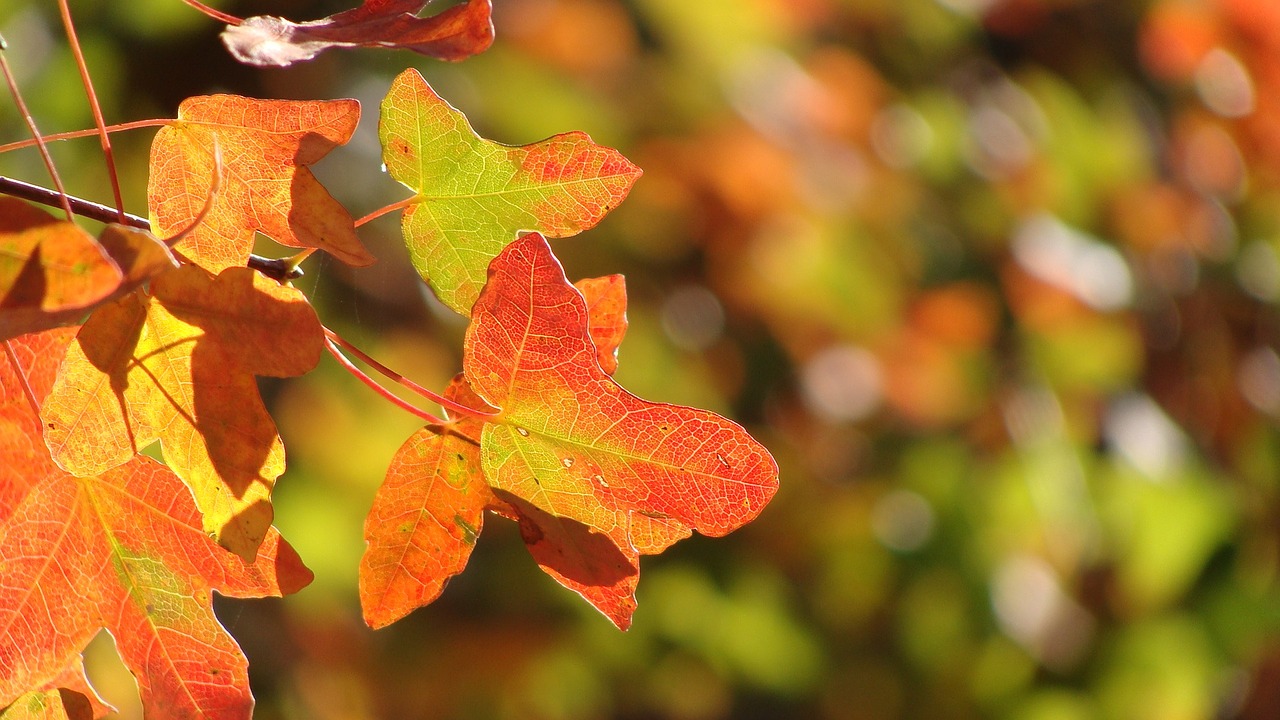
xmin=0 ymin=175 xmax=303 ymax=282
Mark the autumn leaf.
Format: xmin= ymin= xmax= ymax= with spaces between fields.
xmin=575 ymin=274 xmax=627 ymax=374
xmin=359 ymin=273 xmax=632 ymax=627
xmin=0 ymin=197 xmax=120 ymax=320
xmin=0 ymin=460 xmax=312 ymax=720
xmin=2 ymin=328 xmax=78 ymax=519
xmin=1 ymin=330 xmax=312 ymax=720
xmin=41 ymin=265 xmax=323 ymax=560
xmin=360 ymin=236 xmax=776 ymax=630
xmin=223 ymin=0 xmax=494 ymax=68
xmin=468 ymin=231 xmax=777 ymax=552
xmin=0 ymin=659 xmax=113 ymax=720
xmin=147 ymin=95 xmax=372 ymax=273
xmin=361 ymin=385 xmax=641 ymax=628
xmin=0 ymin=197 xmax=123 ymax=341
xmin=380 ymin=68 xmax=641 ymax=314
xmin=359 ymin=376 xmax=492 ymax=629
xmin=0 ymin=207 xmax=180 ymax=342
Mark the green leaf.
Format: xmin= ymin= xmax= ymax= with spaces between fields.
xmin=379 ymin=68 xmax=641 ymax=315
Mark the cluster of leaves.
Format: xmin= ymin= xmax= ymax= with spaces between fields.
xmin=0 ymin=2 xmax=777 ymax=718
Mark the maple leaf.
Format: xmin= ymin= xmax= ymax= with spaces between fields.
xmin=359 ymin=273 xmax=628 ymax=628
xmin=0 ymin=659 xmax=112 ymax=720
xmin=2 ymin=328 xmax=77 ymax=519
xmin=359 ymin=376 xmax=492 ymax=629
xmin=0 ymin=198 xmax=122 ymax=340
xmin=575 ymin=274 xmax=628 ymax=375
xmin=222 ymin=0 xmax=494 ymax=68
xmin=361 ymin=341 xmax=639 ymax=628
xmin=380 ymin=68 xmax=642 ymax=315
xmin=0 ymin=199 xmax=181 ymax=342
xmin=360 ymin=235 xmax=777 ymax=630
xmin=1 ymin=330 xmax=312 ymax=720
xmin=148 ymin=95 xmax=373 ymax=273
xmin=40 ymin=265 xmax=322 ymax=560
xmin=467 ymin=232 xmax=777 ymax=552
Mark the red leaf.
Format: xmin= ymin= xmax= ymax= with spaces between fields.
xmin=0 ymin=331 xmax=312 ymax=720
xmin=1 ymin=329 xmax=76 ymax=521
xmin=491 ymin=489 xmax=640 ymax=628
xmin=575 ymin=274 xmax=628 ymax=375
xmin=222 ymin=0 xmax=493 ymax=68
xmin=360 ymin=279 xmax=636 ymax=627
xmin=462 ymin=233 xmax=778 ymax=628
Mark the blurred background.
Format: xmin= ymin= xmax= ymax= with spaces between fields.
xmin=5 ymin=0 xmax=1280 ymax=718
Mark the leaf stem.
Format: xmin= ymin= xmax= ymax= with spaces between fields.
xmin=324 ymin=339 xmax=445 ymax=425
xmin=157 ymin=135 xmax=222 ymax=249
xmin=0 ymin=175 xmax=304 ymax=282
xmin=0 ymin=36 xmax=72 ymax=221
xmin=179 ymin=0 xmax=244 ymax=25
xmin=0 ymin=119 xmax=171 ymax=156
xmin=322 ymin=326 xmax=502 ymax=421
xmin=55 ymin=0 xmax=126 ymax=223
xmin=354 ymin=196 xmax=418 ymax=228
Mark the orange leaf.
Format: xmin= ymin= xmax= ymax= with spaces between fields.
xmin=2 ymin=329 xmax=77 ymax=520
xmin=463 ymin=233 xmax=778 ymax=628
xmin=41 ymin=266 xmax=322 ymax=560
xmin=359 ymin=377 xmax=492 ymax=629
xmin=575 ymin=274 xmax=627 ymax=375
xmin=0 ymin=659 xmax=113 ymax=720
xmin=223 ymin=0 xmax=494 ymax=68
xmin=147 ymin=95 xmax=372 ymax=273
xmin=0 ymin=207 xmax=179 ymax=343
xmin=0 ymin=198 xmax=122 ymax=340
xmin=0 ymin=331 xmax=312 ymax=720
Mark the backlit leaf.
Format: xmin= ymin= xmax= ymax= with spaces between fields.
xmin=359 ymin=376 xmax=492 ymax=629
xmin=380 ymin=68 xmax=641 ymax=314
xmin=467 ymin=233 xmax=777 ymax=549
xmin=0 ymin=198 xmax=121 ymax=341
xmin=458 ymin=233 xmax=775 ymax=628
xmin=147 ymin=95 xmax=372 ymax=273
xmin=0 ymin=331 xmax=312 ymax=720
xmin=575 ymin=274 xmax=627 ymax=374
xmin=223 ymin=0 xmax=494 ymax=68
xmin=1 ymin=329 xmax=77 ymax=520
xmin=0 ymin=659 xmax=113 ymax=720
xmin=0 ymin=220 xmax=178 ymax=342
xmin=41 ymin=266 xmax=323 ymax=560
xmin=360 ymin=277 xmax=637 ymax=627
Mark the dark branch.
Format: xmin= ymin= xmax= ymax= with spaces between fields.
xmin=0 ymin=174 xmax=304 ymax=282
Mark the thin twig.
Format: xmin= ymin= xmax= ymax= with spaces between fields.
xmin=323 ymin=326 xmax=502 ymax=421
xmin=0 ymin=36 xmax=72 ymax=220
xmin=55 ymin=0 xmax=125 ymax=222
xmin=0 ymin=175 xmax=304 ymax=282
xmin=0 ymin=119 xmax=170 ymax=156
xmin=179 ymin=0 xmax=244 ymax=25
xmin=324 ymin=339 xmax=446 ymax=425
xmin=159 ymin=135 xmax=223 ymax=249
